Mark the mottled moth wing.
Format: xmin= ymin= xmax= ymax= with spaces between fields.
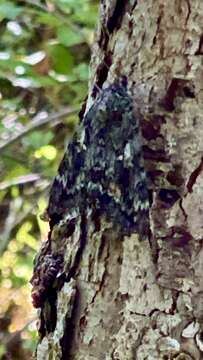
xmin=48 ymin=81 xmax=149 ymax=238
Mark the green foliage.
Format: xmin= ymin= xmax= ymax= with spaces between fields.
xmin=0 ymin=2 xmax=22 ymax=21
xmin=0 ymin=0 xmax=98 ymax=356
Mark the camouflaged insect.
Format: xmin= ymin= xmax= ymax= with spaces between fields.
xmin=48 ymin=80 xmax=149 ymax=238
xmin=31 ymin=80 xmax=149 ymax=308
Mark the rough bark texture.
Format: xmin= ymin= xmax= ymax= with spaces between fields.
xmin=33 ymin=1 xmax=203 ymax=359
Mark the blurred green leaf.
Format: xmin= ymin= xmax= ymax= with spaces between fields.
xmin=36 ymin=12 xmax=61 ymax=27
xmin=73 ymin=4 xmax=99 ymax=26
xmin=0 ymin=344 xmax=6 ymax=357
xmin=0 ymin=2 xmax=22 ymax=21
xmin=4 ymin=165 xmax=30 ymax=180
xmin=57 ymin=26 xmax=84 ymax=47
xmin=73 ymin=63 xmax=89 ymax=81
xmin=34 ymin=145 xmax=57 ymax=160
xmin=16 ymin=222 xmax=38 ymax=251
xmin=22 ymin=131 xmax=54 ymax=149
xmin=47 ymin=44 xmax=74 ymax=74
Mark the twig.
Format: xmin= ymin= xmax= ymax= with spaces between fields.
xmin=0 ymin=106 xmax=78 ymax=153
xmin=0 ymin=173 xmax=41 ymax=190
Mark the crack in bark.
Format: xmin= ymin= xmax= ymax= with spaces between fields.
xmin=179 ymin=199 xmax=188 ymax=222
xmin=66 ymin=213 xmax=87 ymax=282
xmin=92 ymin=238 xmax=110 ymax=300
xmin=106 ymin=0 xmax=127 ymax=34
xmin=94 ymin=1 xmax=128 ymax=97
xmin=184 ymin=0 xmax=191 ymax=27
xmin=195 ymin=35 xmax=203 ymax=55
xmin=161 ymin=78 xmax=180 ymax=111
xmin=93 ymin=51 xmax=113 ymax=98
xmin=77 ymin=234 xmax=110 ymax=341
xmin=186 ymin=157 xmax=203 ymax=193
xmin=131 ymin=1 xmax=138 ymax=12
xmin=60 ymin=288 xmax=79 ymax=360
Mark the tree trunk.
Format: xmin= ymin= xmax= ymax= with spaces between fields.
xmin=32 ymin=1 xmax=203 ymax=359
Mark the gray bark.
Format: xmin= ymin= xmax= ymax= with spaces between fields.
xmin=34 ymin=1 xmax=203 ymax=359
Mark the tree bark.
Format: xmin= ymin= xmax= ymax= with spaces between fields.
xmin=33 ymin=1 xmax=203 ymax=359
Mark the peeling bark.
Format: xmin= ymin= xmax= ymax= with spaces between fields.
xmin=33 ymin=0 xmax=203 ymax=359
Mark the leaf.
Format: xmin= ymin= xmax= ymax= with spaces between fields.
xmin=34 ymin=145 xmax=57 ymax=160
xmin=3 ymin=165 xmax=30 ymax=180
xmin=57 ymin=0 xmax=86 ymax=13
xmin=36 ymin=12 xmax=61 ymax=27
xmin=73 ymin=63 xmax=89 ymax=81
xmin=0 ymin=345 xmax=6 ymax=357
xmin=22 ymin=131 xmax=54 ymax=149
xmin=0 ymin=2 xmax=22 ymax=21
xmin=57 ymin=27 xmax=84 ymax=47
xmin=16 ymin=222 xmax=38 ymax=251
xmin=73 ymin=4 xmax=99 ymax=26
xmin=47 ymin=44 xmax=74 ymax=74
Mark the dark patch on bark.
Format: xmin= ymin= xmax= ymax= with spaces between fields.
xmin=131 ymin=1 xmax=138 ymax=11
xmin=45 ymin=291 xmax=58 ymax=333
xmin=98 ymin=27 xmax=109 ymax=51
xmin=158 ymin=189 xmax=180 ymax=207
xmin=49 ymin=212 xmax=63 ymax=229
xmin=96 ymin=1 xmax=127 ymax=96
xmin=31 ymin=253 xmax=64 ymax=309
xmin=78 ymin=96 xmax=88 ymax=122
xmin=60 ymin=288 xmax=79 ymax=360
xmin=92 ymin=52 xmax=113 ymax=98
xmin=153 ymin=14 xmax=162 ymax=46
xmin=141 ymin=119 xmax=162 ymax=141
xmin=161 ymin=78 xmax=179 ymax=111
xmin=182 ymin=85 xmax=195 ymax=98
xmin=79 ymin=314 xmax=88 ymax=334
xmin=143 ymin=146 xmax=169 ymax=162
xmin=107 ymin=0 xmax=127 ymax=34
xmin=169 ymin=290 xmax=179 ymax=315
xmin=67 ymin=213 xmax=87 ymax=282
xmin=148 ymin=170 xmax=164 ymax=183
xmin=171 ymin=229 xmax=192 ymax=247
xmin=148 ymin=189 xmax=153 ymax=207
xmin=64 ymin=218 xmax=76 ymax=238
xmin=163 ymin=227 xmax=192 ymax=247
xmin=91 ymin=209 xmax=101 ymax=232
xmin=187 ymin=157 xmax=203 ymax=193
xmin=167 ymin=166 xmax=184 ymax=187
xmin=38 ymin=290 xmax=58 ymax=339
xmin=128 ymin=18 xmax=134 ymax=38
xmin=97 ymin=233 xmax=106 ymax=259
xmin=195 ymin=34 xmax=203 ymax=55
xmin=161 ymin=78 xmax=195 ymax=111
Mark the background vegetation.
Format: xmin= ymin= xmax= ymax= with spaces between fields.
xmin=0 ymin=1 xmax=98 ymax=358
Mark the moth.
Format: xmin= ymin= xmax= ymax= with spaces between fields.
xmin=48 ymin=79 xmax=149 ymax=237
xmin=31 ymin=79 xmax=149 ymax=308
